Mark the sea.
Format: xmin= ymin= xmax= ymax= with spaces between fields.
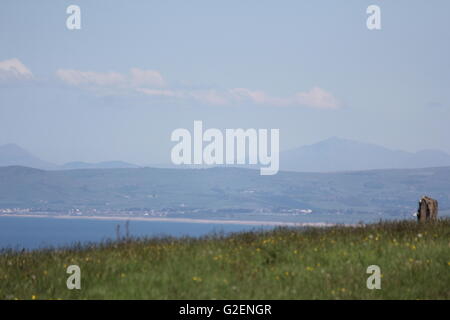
xmin=0 ymin=211 xmax=420 ymax=250
xmin=0 ymin=216 xmax=274 ymax=250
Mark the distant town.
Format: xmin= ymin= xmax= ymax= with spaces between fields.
xmin=0 ymin=206 xmax=313 ymax=218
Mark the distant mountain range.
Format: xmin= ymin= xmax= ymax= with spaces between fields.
xmin=281 ymin=137 xmax=450 ymax=172
xmin=61 ymin=161 xmax=140 ymax=170
xmin=2 ymin=138 xmax=450 ymax=172
xmin=0 ymin=144 xmax=140 ymax=170
xmin=0 ymin=144 xmax=57 ymax=170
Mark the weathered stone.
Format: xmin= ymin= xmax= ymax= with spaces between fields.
xmin=417 ymin=196 xmax=438 ymax=222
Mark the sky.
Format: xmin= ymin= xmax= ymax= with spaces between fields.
xmin=0 ymin=0 xmax=449 ymax=165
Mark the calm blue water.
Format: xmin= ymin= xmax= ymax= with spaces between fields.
xmin=0 ymin=217 xmax=271 ymax=250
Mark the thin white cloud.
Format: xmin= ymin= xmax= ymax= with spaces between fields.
xmin=56 ymin=69 xmax=125 ymax=86
xmin=56 ymin=67 xmax=340 ymax=109
xmin=293 ymin=87 xmax=341 ymax=109
xmin=188 ymin=89 xmax=229 ymax=106
xmin=136 ymin=88 xmax=181 ymax=98
xmin=56 ymin=68 xmax=166 ymax=91
xmin=0 ymin=58 xmax=33 ymax=81
xmin=229 ymin=88 xmax=286 ymax=106
xmin=228 ymin=87 xmax=340 ymax=109
xmin=136 ymin=88 xmax=228 ymax=105
xmin=129 ymin=68 xmax=166 ymax=87
xmin=229 ymin=88 xmax=271 ymax=104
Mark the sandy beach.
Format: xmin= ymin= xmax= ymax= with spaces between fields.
xmin=0 ymin=214 xmax=350 ymax=227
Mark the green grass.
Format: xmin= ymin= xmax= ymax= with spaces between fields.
xmin=1 ymin=219 xmax=449 ymax=300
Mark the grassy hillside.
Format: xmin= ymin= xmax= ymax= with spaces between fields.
xmin=0 ymin=219 xmax=449 ymax=299
xmin=1 ymin=166 xmax=450 ymax=217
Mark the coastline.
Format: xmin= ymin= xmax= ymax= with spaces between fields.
xmin=0 ymin=214 xmax=350 ymax=227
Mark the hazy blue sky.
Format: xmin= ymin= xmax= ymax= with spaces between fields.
xmin=0 ymin=0 xmax=449 ymax=165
